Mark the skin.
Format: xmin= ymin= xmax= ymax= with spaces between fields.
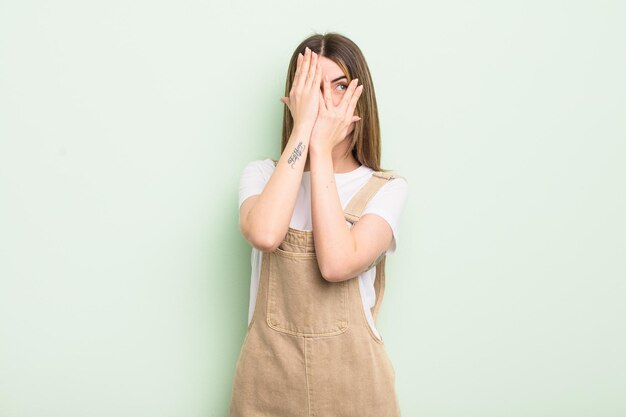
xmin=240 ymin=46 xmax=393 ymax=282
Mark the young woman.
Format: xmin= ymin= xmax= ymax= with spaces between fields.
xmin=230 ymin=32 xmax=408 ymax=416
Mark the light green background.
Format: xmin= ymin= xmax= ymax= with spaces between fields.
xmin=1 ymin=0 xmax=625 ymax=416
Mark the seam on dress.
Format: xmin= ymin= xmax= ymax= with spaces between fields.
xmin=304 ymin=337 xmax=312 ymax=417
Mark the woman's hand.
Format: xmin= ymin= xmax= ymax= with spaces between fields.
xmin=309 ymin=75 xmax=364 ymax=155
xmin=280 ymin=47 xmax=323 ymax=132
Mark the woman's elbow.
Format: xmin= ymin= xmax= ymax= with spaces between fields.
xmin=242 ymin=225 xmax=281 ymax=252
xmin=319 ymin=262 xmax=349 ymax=283
xmin=252 ymin=235 xmax=281 ymax=252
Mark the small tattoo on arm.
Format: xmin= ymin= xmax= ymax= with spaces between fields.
xmin=287 ymin=141 xmax=306 ymax=169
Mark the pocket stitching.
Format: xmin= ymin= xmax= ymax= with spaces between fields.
xmin=266 ymin=251 xmax=349 ymax=337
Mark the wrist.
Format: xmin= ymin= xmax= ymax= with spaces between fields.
xmin=288 ymin=126 xmax=312 ymax=148
xmin=309 ymin=140 xmax=333 ymax=158
xmin=292 ymin=122 xmax=314 ymax=137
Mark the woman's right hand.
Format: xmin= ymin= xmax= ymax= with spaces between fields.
xmin=280 ymin=46 xmax=322 ymax=131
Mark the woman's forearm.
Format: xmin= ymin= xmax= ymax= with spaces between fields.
xmin=309 ymin=147 xmax=355 ymax=281
xmin=246 ymin=125 xmax=312 ymax=251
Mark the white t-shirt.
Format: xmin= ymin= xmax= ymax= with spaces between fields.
xmin=238 ymin=158 xmax=408 ymax=339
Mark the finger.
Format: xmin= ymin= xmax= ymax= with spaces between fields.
xmin=298 ymin=47 xmax=311 ymax=89
xmin=318 ymin=93 xmax=325 ymax=112
xmin=305 ymin=51 xmax=318 ymax=89
xmin=313 ymin=59 xmax=322 ymax=90
xmin=292 ymin=53 xmax=303 ymax=88
xmin=323 ymin=74 xmax=332 ymax=109
xmin=345 ymin=84 xmax=364 ymax=119
xmin=338 ymin=78 xmax=359 ymax=112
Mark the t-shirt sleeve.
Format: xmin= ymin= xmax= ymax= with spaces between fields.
xmin=361 ymin=176 xmax=409 ymax=255
xmin=238 ymin=159 xmax=275 ymax=210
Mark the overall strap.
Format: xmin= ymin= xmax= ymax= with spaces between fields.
xmin=343 ymin=170 xmax=404 ymax=325
xmin=343 ymin=171 xmax=403 ymax=225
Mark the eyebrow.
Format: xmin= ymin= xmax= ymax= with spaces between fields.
xmin=331 ymin=75 xmax=347 ymax=83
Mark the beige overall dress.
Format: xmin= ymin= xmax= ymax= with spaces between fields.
xmin=230 ymin=168 xmax=403 ymax=417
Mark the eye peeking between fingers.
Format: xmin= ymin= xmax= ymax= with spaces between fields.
xmin=321 ymin=83 xmax=348 ymax=94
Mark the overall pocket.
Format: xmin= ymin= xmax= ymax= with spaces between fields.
xmin=266 ymin=248 xmax=348 ymax=337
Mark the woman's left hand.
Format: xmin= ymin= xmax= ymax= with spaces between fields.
xmin=309 ymin=76 xmax=364 ymax=155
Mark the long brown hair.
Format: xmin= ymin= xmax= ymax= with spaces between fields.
xmin=280 ymin=32 xmax=387 ymax=172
